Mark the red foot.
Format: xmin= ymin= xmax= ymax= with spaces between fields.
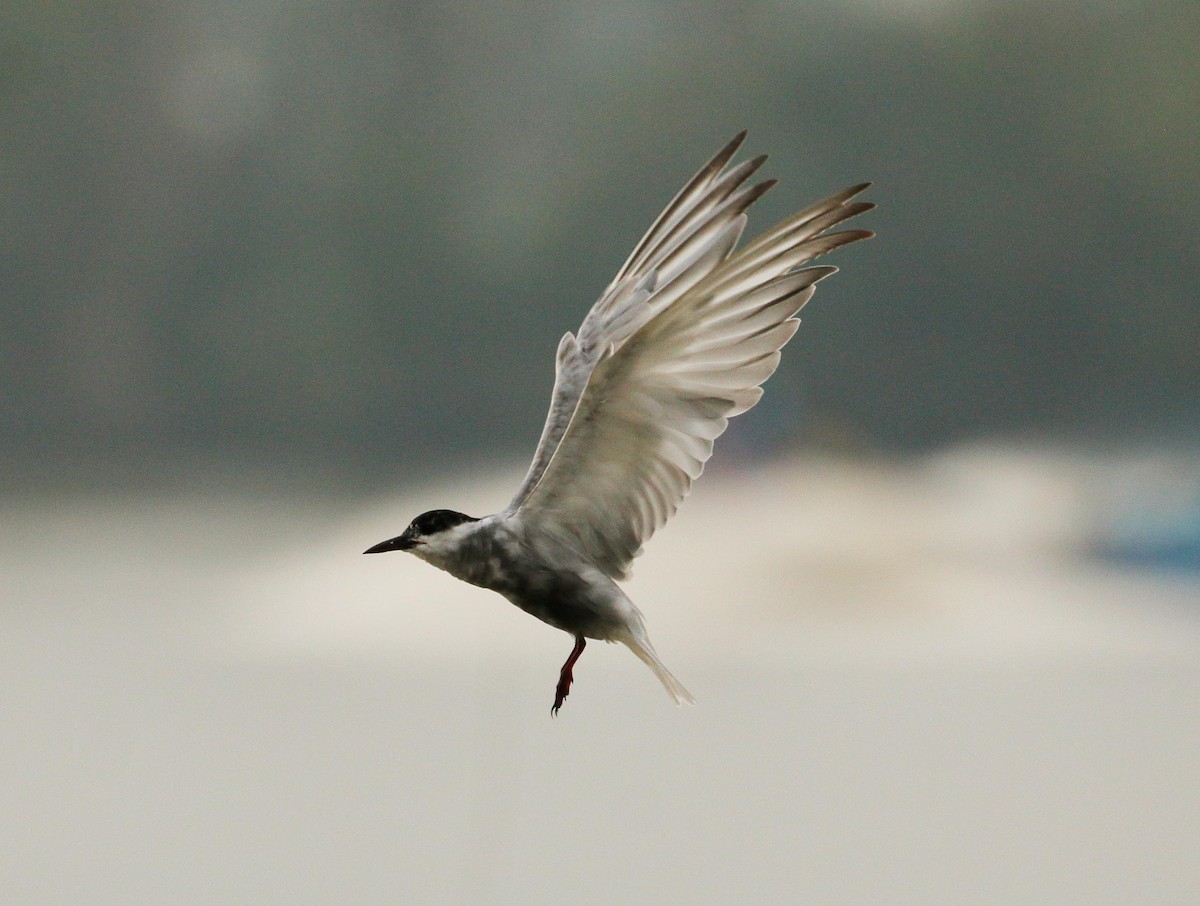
xmin=551 ymin=636 xmax=587 ymax=716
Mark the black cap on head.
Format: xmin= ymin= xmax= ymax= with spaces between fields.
xmin=363 ymin=509 xmax=478 ymax=554
xmin=409 ymin=509 xmax=478 ymax=535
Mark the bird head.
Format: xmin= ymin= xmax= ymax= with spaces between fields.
xmin=363 ymin=509 xmax=479 ymax=558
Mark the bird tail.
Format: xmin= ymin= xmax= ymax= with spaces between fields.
xmin=623 ymin=633 xmax=696 ymax=706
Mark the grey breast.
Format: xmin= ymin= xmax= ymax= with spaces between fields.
xmin=458 ymin=524 xmax=619 ymax=638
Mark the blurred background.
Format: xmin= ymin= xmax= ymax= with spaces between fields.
xmin=3 ymin=1 xmax=1198 ymax=903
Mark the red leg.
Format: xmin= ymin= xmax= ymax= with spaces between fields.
xmin=552 ymin=636 xmax=587 ymax=716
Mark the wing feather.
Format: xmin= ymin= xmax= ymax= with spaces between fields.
xmin=507 ymin=139 xmax=771 ymax=508
xmin=506 ymin=135 xmax=873 ymax=577
xmin=611 ymin=131 xmax=754 ymax=285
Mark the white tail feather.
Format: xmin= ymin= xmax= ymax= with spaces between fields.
xmin=623 ymin=634 xmax=696 ymax=706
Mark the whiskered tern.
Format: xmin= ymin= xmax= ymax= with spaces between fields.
xmin=366 ymin=132 xmax=873 ymax=713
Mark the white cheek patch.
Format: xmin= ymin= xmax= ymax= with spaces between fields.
xmin=416 ymin=522 xmax=478 ymax=561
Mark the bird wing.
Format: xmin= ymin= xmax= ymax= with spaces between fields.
xmin=505 ymin=133 xmax=873 ymax=579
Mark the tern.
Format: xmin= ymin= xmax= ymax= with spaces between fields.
xmin=366 ymin=132 xmax=873 ymax=713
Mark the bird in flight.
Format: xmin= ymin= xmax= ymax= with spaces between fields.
xmin=366 ymin=132 xmax=873 ymax=714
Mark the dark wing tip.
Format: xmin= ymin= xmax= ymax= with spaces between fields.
xmin=839 ymin=201 xmax=876 ymax=219
xmin=838 ymin=228 xmax=876 ymax=242
xmin=815 ymin=229 xmax=877 ymax=254
xmin=749 ymin=177 xmax=779 ymax=199
xmin=802 ymin=264 xmax=840 ymax=282
xmin=744 ymin=152 xmax=769 ymax=175
xmin=707 ymin=131 xmax=749 ymax=175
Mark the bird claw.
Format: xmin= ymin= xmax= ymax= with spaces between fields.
xmin=551 ymin=669 xmax=572 ymax=716
xmin=551 ymin=636 xmax=586 ymax=717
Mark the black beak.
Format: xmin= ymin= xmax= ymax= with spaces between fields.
xmin=363 ymin=533 xmax=416 ymax=554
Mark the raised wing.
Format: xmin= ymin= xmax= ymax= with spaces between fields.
xmin=507 ymin=134 xmax=873 ymax=579
xmin=506 ymin=132 xmax=767 ymax=510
